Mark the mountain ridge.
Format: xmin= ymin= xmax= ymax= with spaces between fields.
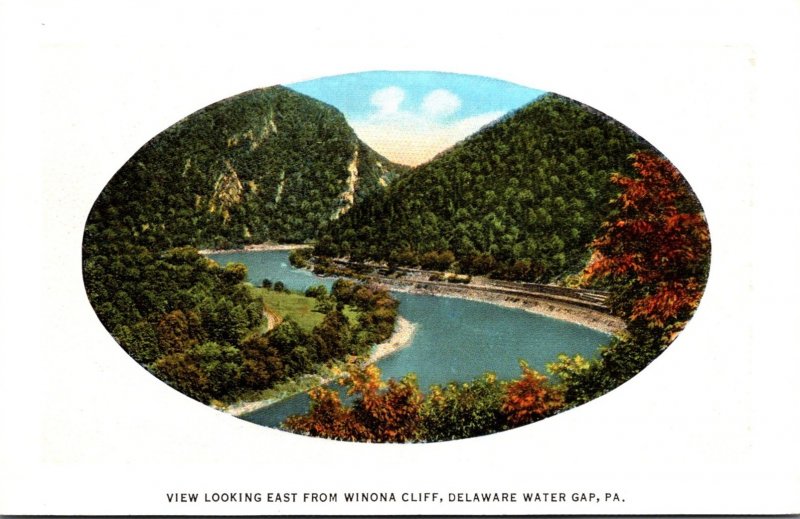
xmin=84 ymin=85 xmax=409 ymax=252
xmin=315 ymin=92 xmax=657 ymax=281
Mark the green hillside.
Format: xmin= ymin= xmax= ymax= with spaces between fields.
xmin=85 ymin=85 xmax=408 ymax=251
xmin=81 ymin=86 xmax=407 ymax=405
xmin=315 ymin=93 xmax=655 ymax=281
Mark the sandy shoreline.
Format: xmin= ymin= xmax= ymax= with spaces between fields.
xmin=386 ymin=282 xmax=625 ymax=335
xmin=199 ymin=242 xmax=312 ymax=255
xmin=367 ymin=316 xmax=417 ymax=364
xmin=223 ymin=316 xmax=417 ymax=417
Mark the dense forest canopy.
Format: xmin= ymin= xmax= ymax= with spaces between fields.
xmin=315 ymin=93 xmax=656 ymax=282
xmin=85 ymin=85 xmax=408 ymax=252
xmin=82 ymin=86 xmax=409 ymax=405
xmin=83 ymin=234 xmax=399 ymax=405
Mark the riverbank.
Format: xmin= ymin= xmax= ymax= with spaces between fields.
xmin=386 ymin=282 xmax=625 ymax=335
xmin=223 ymin=316 xmax=417 ymax=417
xmin=198 ymin=242 xmax=312 ymax=255
xmin=314 ymin=258 xmax=623 ymax=335
xmin=368 ymin=316 xmax=417 ymax=364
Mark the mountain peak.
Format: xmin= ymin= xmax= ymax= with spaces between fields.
xmin=86 ymin=86 xmax=408 ymax=250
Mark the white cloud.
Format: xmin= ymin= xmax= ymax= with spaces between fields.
xmin=421 ymin=89 xmax=461 ymax=118
xmin=370 ymin=86 xmax=405 ymax=115
xmin=354 ymin=86 xmax=505 ymax=166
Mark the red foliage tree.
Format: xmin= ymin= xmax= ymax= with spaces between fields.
xmin=283 ymin=385 xmax=355 ymax=439
xmin=284 ymin=362 xmax=422 ymax=443
xmin=585 ymin=152 xmax=711 ymax=330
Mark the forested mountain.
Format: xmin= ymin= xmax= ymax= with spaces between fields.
xmin=315 ymin=93 xmax=655 ymax=281
xmin=85 ymin=85 xmax=407 ymax=251
xmin=284 ymin=151 xmax=711 ymax=442
xmin=82 ymin=86 xmax=408 ymax=404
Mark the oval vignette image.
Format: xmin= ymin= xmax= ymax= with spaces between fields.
xmin=82 ymin=71 xmax=710 ymax=442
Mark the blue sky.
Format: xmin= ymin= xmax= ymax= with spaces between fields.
xmin=288 ymin=71 xmax=545 ymax=166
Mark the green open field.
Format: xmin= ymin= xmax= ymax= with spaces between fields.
xmin=249 ymin=287 xmax=359 ymax=333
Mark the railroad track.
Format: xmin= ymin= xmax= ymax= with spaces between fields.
xmin=331 ymin=259 xmax=611 ymax=311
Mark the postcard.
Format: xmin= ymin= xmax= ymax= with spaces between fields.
xmin=1 ymin=0 xmax=798 ymax=515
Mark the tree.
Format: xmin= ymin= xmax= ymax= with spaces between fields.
xmin=240 ymin=335 xmax=285 ymax=389
xmin=548 ymin=153 xmax=711 ymax=408
xmin=268 ymin=319 xmax=309 ymax=355
xmin=501 ymin=360 xmax=564 ymax=426
xmin=311 ymin=309 xmax=353 ymax=361
xmin=584 ymin=152 xmax=710 ymax=332
xmin=546 ymin=353 xmax=595 ymax=407
xmin=115 ymin=321 xmax=160 ymax=365
xmin=151 ymin=351 xmax=209 ymax=402
xmin=284 ymin=362 xmax=422 ymax=443
xmin=219 ymin=262 xmax=248 ymax=284
xmin=289 ymin=247 xmax=313 ymax=268
xmin=151 ymin=341 xmax=241 ymax=402
xmin=348 ymin=365 xmax=422 ymax=443
xmin=314 ymin=234 xmax=336 ymax=257
xmin=304 ymin=285 xmax=328 ymax=298
xmin=190 ymin=341 xmax=242 ymax=398
xmin=313 ymin=296 xmax=336 ymax=314
xmin=419 ymin=373 xmax=506 ymax=442
xmin=331 ymin=278 xmax=357 ymax=302
xmin=156 ymin=309 xmax=204 ymax=353
xmin=283 ymin=385 xmax=353 ymax=439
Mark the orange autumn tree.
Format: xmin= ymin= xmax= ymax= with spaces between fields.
xmin=584 ymin=152 xmax=711 ymax=334
xmin=546 ymin=152 xmax=710 ymax=408
xmin=283 ymin=361 xmax=422 ymax=442
xmin=501 ymin=361 xmax=564 ymax=427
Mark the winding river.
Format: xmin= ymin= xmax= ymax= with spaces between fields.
xmin=209 ymin=251 xmax=610 ymax=428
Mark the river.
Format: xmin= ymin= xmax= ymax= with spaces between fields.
xmin=208 ymin=251 xmax=610 ymax=428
